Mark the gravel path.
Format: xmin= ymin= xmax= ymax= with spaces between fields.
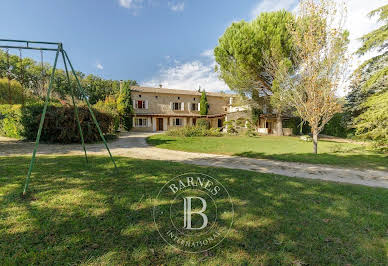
xmin=1 ymin=132 xmax=387 ymax=188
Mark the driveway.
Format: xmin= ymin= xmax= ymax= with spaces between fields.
xmin=1 ymin=132 xmax=387 ymax=188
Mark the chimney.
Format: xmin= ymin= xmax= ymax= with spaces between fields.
xmin=159 ymin=84 xmax=162 ymax=88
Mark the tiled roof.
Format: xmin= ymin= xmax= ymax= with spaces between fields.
xmin=131 ymin=86 xmax=234 ymax=97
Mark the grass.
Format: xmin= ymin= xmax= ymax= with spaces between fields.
xmin=1 ymin=156 xmax=387 ymax=265
xmin=147 ymin=134 xmax=388 ymax=170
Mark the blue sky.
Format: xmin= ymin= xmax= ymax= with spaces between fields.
xmin=1 ymin=0 xmax=383 ymax=93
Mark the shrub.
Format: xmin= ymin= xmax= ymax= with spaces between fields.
xmin=197 ymin=119 xmax=210 ymax=129
xmin=94 ymin=96 xmax=120 ymax=132
xmin=321 ymin=113 xmax=348 ymax=138
xmin=0 ymin=104 xmax=116 ymax=143
xmin=0 ymin=104 xmax=24 ymax=138
xmin=0 ymin=78 xmax=39 ymax=104
xmin=166 ymin=125 xmax=222 ymax=137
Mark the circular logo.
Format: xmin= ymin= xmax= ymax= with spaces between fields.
xmin=153 ymin=173 xmax=234 ymax=253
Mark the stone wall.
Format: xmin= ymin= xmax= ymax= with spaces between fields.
xmin=131 ymin=91 xmax=229 ymax=116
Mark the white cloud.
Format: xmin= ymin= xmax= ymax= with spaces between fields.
xmin=96 ymin=63 xmax=104 ymax=70
xmin=118 ymin=0 xmax=143 ymax=9
xmin=142 ymin=59 xmax=229 ymax=92
xmin=168 ymin=1 xmax=185 ymax=12
xmin=251 ymin=0 xmax=297 ymax=18
xmin=200 ymin=49 xmax=214 ymax=58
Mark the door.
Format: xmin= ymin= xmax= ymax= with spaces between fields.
xmin=157 ymin=118 xmax=164 ymax=131
xmin=192 ymin=118 xmax=197 ymax=126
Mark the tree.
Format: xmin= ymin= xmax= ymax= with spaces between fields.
xmin=356 ymin=4 xmax=388 ymax=55
xmin=353 ymin=90 xmax=388 ymax=151
xmin=199 ymin=90 xmax=208 ymax=115
xmin=116 ymin=81 xmax=134 ymax=131
xmin=214 ymin=10 xmax=295 ymax=135
xmin=346 ymin=4 xmax=388 ymax=149
xmin=270 ymin=0 xmax=349 ymax=154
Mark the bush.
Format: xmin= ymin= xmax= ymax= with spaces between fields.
xmin=197 ymin=119 xmax=210 ymax=129
xmin=0 ymin=104 xmax=116 ymax=143
xmin=0 ymin=78 xmax=39 ymax=104
xmin=166 ymin=125 xmax=222 ymax=137
xmin=321 ymin=113 xmax=348 ymax=138
xmin=0 ymin=104 xmax=24 ymax=138
xmin=94 ymin=96 xmax=120 ymax=132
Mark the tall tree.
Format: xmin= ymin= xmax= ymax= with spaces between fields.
xmin=346 ymin=4 xmax=388 ymax=149
xmin=200 ymin=90 xmax=208 ymax=115
xmin=116 ymin=81 xmax=134 ymax=131
xmin=270 ymin=0 xmax=349 ymax=154
xmin=214 ymin=10 xmax=295 ymax=135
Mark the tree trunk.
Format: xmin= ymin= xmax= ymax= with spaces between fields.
xmin=276 ymin=114 xmax=283 ymax=136
xmin=313 ymin=132 xmax=318 ymax=154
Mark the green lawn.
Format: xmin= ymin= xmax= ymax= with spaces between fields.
xmin=147 ymin=135 xmax=388 ymax=170
xmin=1 ymin=156 xmax=387 ymax=265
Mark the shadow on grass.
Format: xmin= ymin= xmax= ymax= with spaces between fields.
xmin=0 ymin=156 xmax=387 ymax=264
xmin=146 ymin=137 xmax=177 ymax=147
xmin=235 ymin=151 xmax=388 ymax=171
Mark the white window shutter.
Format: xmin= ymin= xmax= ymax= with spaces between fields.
xmin=147 ymin=117 xmax=151 ymax=127
xmin=145 ymin=100 xmax=148 ymax=109
xmin=181 ymin=102 xmax=184 ymax=111
xmin=173 ymin=118 xmax=176 ymax=126
xmin=188 ymin=102 xmax=191 ymax=111
xmin=170 ymin=102 xmax=173 ymax=110
xmin=198 ymin=103 xmax=200 ymax=111
xmin=133 ymin=100 xmax=136 ymax=109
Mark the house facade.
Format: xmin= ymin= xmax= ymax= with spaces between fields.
xmin=130 ymin=86 xmax=292 ymax=135
xmin=131 ymin=86 xmax=233 ymax=132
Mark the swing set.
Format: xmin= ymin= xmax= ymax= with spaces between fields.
xmin=0 ymin=39 xmax=117 ymax=195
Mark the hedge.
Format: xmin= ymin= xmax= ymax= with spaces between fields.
xmin=0 ymin=104 xmax=116 ymax=143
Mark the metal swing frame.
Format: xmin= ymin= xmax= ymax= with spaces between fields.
xmin=0 ymin=39 xmax=117 ymax=195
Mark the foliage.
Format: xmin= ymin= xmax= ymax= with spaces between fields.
xmin=269 ymin=0 xmax=349 ymax=153
xmin=354 ymin=91 xmax=388 ymax=152
xmin=356 ymin=4 xmax=388 ymax=55
xmin=0 ymin=104 xmax=115 ymax=143
xmin=0 ymin=49 xmax=137 ymax=104
xmin=224 ymin=120 xmax=238 ymax=134
xmin=344 ymin=52 xmax=388 ymax=126
xmin=345 ymin=3 xmax=388 ymax=150
xmin=0 ymin=104 xmax=24 ymax=138
xmin=199 ymin=90 xmax=208 ymax=115
xmin=282 ymin=117 xmax=310 ymax=135
xmin=166 ymin=125 xmax=222 ymax=137
xmin=196 ymin=118 xmax=210 ymax=129
xmin=321 ymin=113 xmax=348 ymax=138
xmin=214 ymin=10 xmax=295 ymax=134
xmin=94 ymin=96 xmax=120 ymax=132
xmin=116 ymin=81 xmax=134 ymax=131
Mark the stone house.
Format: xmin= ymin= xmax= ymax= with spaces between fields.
xmin=131 ymin=86 xmax=233 ymax=132
xmin=130 ymin=86 xmax=292 ymax=135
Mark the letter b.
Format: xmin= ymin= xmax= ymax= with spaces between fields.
xmin=183 ymin=197 xmax=208 ymax=230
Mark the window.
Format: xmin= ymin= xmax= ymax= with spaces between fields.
xmin=139 ymin=95 xmax=141 ymax=98
xmin=191 ymin=103 xmax=198 ymax=111
xmin=135 ymin=118 xmax=148 ymax=127
xmin=172 ymin=102 xmax=183 ymax=110
xmin=137 ymin=100 xmax=146 ymax=109
xmin=193 ymin=97 xmax=196 ymax=101
xmin=178 ymin=97 xmax=180 ymax=100
xmin=173 ymin=118 xmax=183 ymax=126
